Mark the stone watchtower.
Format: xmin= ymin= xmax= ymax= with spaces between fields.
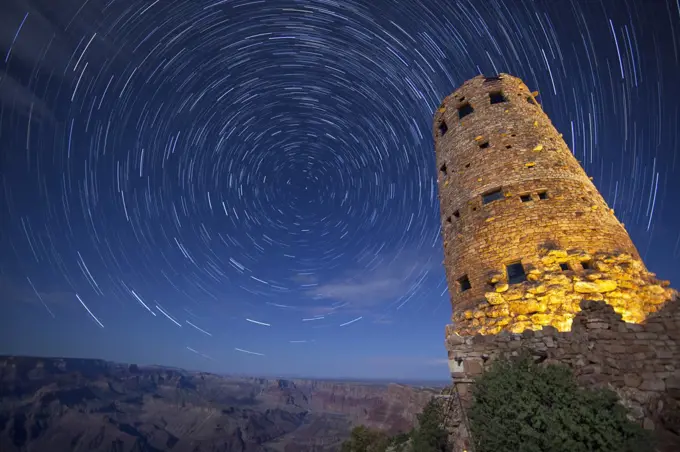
xmin=434 ymin=73 xmax=675 ymax=337
xmin=433 ymin=74 xmax=679 ymax=451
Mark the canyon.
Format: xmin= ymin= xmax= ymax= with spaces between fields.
xmin=0 ymin=355 xmax=439 ymax=452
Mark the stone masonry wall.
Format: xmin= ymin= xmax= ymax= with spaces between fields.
xmin=446 ymin=247 xmax=676 ymax=336
xmin=444 ymin=297 xmax=680 ymax=452
xmin=432 ymin=73 xmax=663 ymax=335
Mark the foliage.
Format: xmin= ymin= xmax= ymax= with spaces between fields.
xmin=468 ymin=353 xmax=653 ymax=452
xmin=340 ymin=396 xmax=450 ymax=452
xmin=410 ymin=398 xmax=451 ymax=452
xmin=340 ymin=425 xmax=391 ymax=452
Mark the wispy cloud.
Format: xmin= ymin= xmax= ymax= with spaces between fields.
xmin=306 ymin=249 xmax=437 ymax=313
xmin=289 ymin=273 xmax=318 ymax=285
xmin=0 ymin=275 xmax=80 ymax=320
xmin=0 ymin=0 xmax=130 ymax=121
xmin=364 ymin=355 xmax=449 ymax=367
xmin=310 ymin=277 xmax=404 ymax=306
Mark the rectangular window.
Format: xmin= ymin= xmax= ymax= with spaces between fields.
xmin=538 ymin=190 xmax=549 ymax=200
xmin=439 ymin=120 xmax=448 ymax=136
xmin=489 ymin=91 xmax=507 ymax=104
xmin=520 ymin=194 xmax=532 ymax=203
xmin=479 ymin=141 xmax=490 ymax=149
xmin=458 ymin=275 xmax=471 ymax=292
xmin=458 ymin=103 xmax=474 ymax=119
xmin=484 ymin=76 xmax=501 ymax=83
xmin=440 ymin=163 xmax=447 ymax=176
xmin=506 ymin=262 xmax=527 ymax=284
xmin=559 ymin=263 xmax=569 ymax=271
xmin=482 ymin=188 xmax=504 ymax=205
xmin=581 ymin=261 xmax=592 ymax=270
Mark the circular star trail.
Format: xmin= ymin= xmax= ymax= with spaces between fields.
xmin=1 ymin=0 xmax=679 ymax=371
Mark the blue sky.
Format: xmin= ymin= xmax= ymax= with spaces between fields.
xmin=1 ymin=0 xmax=679 ymax=381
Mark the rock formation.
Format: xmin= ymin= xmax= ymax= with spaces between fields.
xmin=0 ymin=355 xmax=438 ymax=451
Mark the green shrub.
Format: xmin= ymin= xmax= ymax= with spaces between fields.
xmin=341 ymin=425 xmax=391 ymax=452
xmin=410 ymin=398 xmax=451 ymax=452
xmin=340 ymin=396 xmax=451 ymax=452
xmin=468 ymin=353 xmax=652 ymax=452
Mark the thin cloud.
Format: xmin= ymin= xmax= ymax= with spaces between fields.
xmin=364 ymin=355 xmax=449 ymax=367
xmin=307 ymin=250 xmax=437 ymax=312
xmin=0 ymin=275 xmax=74 ymax=309
xmin=0 ymin=0 xmax=131 ymax=121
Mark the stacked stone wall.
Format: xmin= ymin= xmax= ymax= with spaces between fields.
xmin=446 ymin=247 xmax=676 ymax=336
xmin=444 ymin=297 xmax=680 ymax=452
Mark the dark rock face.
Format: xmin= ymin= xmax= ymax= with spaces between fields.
xmin=0 ymin=356 xmax=438 ymax=451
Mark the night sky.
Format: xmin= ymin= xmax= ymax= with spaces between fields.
xmin=1 ymin=0 xmax=679 ymax=381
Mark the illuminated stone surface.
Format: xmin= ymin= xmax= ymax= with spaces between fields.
xmin=449 ymin=248 xmax=676 ymax=336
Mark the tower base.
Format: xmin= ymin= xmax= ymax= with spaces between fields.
xmin=444 ymin=297 xmax=680 ymax=452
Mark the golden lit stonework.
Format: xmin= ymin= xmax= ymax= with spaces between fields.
xmin=447 ymin=248 xmax=676 ymax=336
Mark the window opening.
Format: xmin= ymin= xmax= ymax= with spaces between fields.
xmin=439 ymin=120 xmax=448 ymax=136
xmin=505 ymin=145 xmax=512 ymax=149
xmin=479 ymin=141 xmax=490 ymax=149
xmin=453 ymin=210 xmax=460 ymax=218
xmin=520 ymin=194 xmax=532 ymax=203
xmin=538 ymin=190 xmax=549 ymax=200
xmin=458 ymin=275 xmax=471 ymax=292
xmin=489 ymin=91 xmax=507 ymax=104
xmin=482 ymin=188 xmax=504 ymax=205
xmin=559 ymin=263 xmax=569 ymax=271
xmin=484 ymin=76 xmax=501 ymax=83
xmin=581 ymin=261 xmax=592 ymax=270
xmin=440 ymin=163 xmax=447 ymax=176
xmin=506 ymin=262 xmax=527 ymax=284
xmin=458 ymin=103 xmax=474 ymax=119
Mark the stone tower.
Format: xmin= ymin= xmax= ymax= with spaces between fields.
xmin=433 ymin=73 xmax=680 ymax=452
xmin=433 ymin=73 xmax=675 ymax=337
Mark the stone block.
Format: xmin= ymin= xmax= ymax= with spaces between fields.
xmin=586 ymin=321 xmax=610 ymax=330
xmin=635 ymin=332 xmax=659 ymax=340
xmin=666 ymin=376 xmax=680 ymax=390
xmin=464 ymin=359 xmax=483 ymax=376
xmin=644 ymin=322 xmax=666 ymax=333
xmin=639 ymin=379 xmax=666 ymax=392
xmin=624 ymin=373 xmax=643 ymax=388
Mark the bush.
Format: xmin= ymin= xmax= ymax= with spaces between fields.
xmin=410 ymin=398 xmax=451 ymax=452
xmin=468 ymin=353 xmax=652 ymax=452
xmin=340 ymin=396 xmax=450 ymax=452
xmin=341 ymin=425 xmax=391 ymax=452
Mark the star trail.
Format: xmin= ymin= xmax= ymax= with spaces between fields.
xmin=1 ymin=0 xmax=679 ymax=379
